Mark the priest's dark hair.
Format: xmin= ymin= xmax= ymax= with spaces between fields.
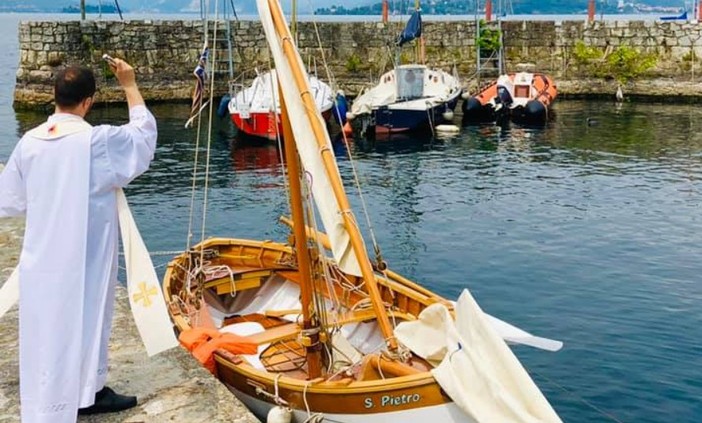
xmin=54 ymin=66 xmax=96 ymax=108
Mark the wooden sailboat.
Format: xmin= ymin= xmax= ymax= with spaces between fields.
xmin=163 ymin=0 xmax=563 ymax=421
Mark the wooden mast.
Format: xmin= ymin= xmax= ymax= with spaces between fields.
xmin=279 ymin=85 xmax=323 ymax=378
xmin=415 ymin=0 xmax=424 ymax=63
xmin=267 ymin=0 xmax=398 ymax=351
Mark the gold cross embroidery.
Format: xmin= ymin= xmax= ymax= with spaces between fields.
xmin=133 ymin=282 xmax=158 ymax=308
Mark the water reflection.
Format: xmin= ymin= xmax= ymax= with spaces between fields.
xmin=230 ymin=137 xmax=282 ymax=175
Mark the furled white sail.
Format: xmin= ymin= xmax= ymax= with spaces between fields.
xmin=257 ymin=0 xmax=362 ymax=276
xmin=395 ymin=289 xmax=562 ymax=423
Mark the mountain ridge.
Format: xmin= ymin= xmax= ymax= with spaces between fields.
xmin=0 ymin=0 xmax=689 ymax=15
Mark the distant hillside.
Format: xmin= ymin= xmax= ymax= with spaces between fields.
xmin=0 ymin=0 xmax=372 ymax=14
xmin=316 ymin=0 xmax=689 ymax=15
xmin=1 ymin=0 xmax=689 ymax=14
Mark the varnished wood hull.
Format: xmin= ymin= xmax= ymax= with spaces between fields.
xmin=228 ymin=384 xmax=473 ymax=422
xmin=162 ymin=237 xmax=467 ymax=420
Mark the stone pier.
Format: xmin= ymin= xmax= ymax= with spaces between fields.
xmin=13 ymin=19 xmax=702 ymax=108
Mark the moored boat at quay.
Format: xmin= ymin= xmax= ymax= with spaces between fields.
xmin=462 ymin=71 xmax=558 ymax=125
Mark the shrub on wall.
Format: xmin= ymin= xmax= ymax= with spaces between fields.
xmin=345 ymin=53 xmax=362 ymax=72
xmin=477 ymin=19 xmax=501 ymax=56
xmin=606 ymin=46 xmax=657 ymax=83
xmin=571 ymin=41 xmax=657 ymax=83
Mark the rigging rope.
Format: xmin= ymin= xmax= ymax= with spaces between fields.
xmin=304 ymin=6 xmax=386 ymax=265
xmin=198 ymin=0 xmax=221 ymax=266
xmin=266 ymin=50 xmax=291 ymax=208
xmin=185 ymin=4 xmax=211 ymax=254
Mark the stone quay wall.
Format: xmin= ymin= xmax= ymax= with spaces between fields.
xmin=13 ymin=19 xmax=702 ymax=108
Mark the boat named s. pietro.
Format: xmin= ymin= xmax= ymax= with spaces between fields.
xmin=164 ymin=1 xmax=565 ymax=422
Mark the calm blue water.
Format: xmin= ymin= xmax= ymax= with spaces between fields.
xmin=2 ymin=13 xmax=702 ymax=423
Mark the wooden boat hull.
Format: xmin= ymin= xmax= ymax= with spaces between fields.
xmin=228 ymin=384 xmax=473 ymax=422
xmin=162 ymin=237 xmax=469 ymax=420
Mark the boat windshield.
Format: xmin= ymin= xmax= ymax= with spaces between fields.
xmin=396 ymin=67 xmax=425 ymax=100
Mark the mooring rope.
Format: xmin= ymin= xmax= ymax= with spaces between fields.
xmin=532 ymin=370 xmax=626 ymax=423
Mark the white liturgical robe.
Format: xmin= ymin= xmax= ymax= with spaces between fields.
xmin=0 ymin=105 xmax=157 ymax=423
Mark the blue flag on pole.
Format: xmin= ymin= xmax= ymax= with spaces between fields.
xmin=396 ymin=9 xmax=422 ymax=46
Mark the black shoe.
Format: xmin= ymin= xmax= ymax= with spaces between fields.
xmin=78 ymin=386 xmax=137 ymax=415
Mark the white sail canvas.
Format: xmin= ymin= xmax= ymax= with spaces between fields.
xmin=257 ymin=0 xmax=363 ymax=277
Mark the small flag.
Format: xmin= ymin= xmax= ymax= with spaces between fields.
xmin=185 ymin=45 xmax=210 ymax=128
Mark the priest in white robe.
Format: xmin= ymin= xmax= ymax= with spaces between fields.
xmin=0 ymin=59 xmax=157 ymax=422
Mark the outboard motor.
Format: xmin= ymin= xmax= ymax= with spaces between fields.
xmin=495 ymin=74 xmax=514 ymax=108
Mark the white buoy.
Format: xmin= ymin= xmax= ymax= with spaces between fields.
xmin=267 ymin=406 xmax=293 ymax=423
xmin=346 ymin=112 xmax=355 ymax=120
xmin=435 ymin=124 xmax=460 ymax=133
xmin=461 ymin=91 xmax=471 ymax=100
xmin=442 ymin=110 xmax=455 ymax=121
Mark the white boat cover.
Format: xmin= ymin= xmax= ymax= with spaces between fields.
xmin=228 ymin=70 xmax=334 ymax=117
xmin=257 ymin=0 xmax=362 ymax=276
xmin=351 ymin=65 xmax=461 ymax=115
xmin=394 ymin=289 xmax=562 ymax=423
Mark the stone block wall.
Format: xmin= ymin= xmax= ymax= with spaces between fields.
xmin=13 ymin=19 xmax=702 ymax=108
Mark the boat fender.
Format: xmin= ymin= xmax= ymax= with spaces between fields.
xmin=217 ymin=94 xmax=231 ymax=118
xmin=267 ymin=405 xmax=293 ymax=423
xmin=346 ymin=112 xmax=356 ymax=121
xmin=442 ymin=110 xmax=454 ymax=121
xmin=333 ymin=91 xmax=349 ymax=125
xmin=461 ymin=90 xmax=471 ymax=100
xmin=435 ymin=124 xmax=460 ymax=133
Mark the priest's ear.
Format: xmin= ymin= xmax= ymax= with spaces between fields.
xmin=80 ymin=96 xmax=95 ymax=117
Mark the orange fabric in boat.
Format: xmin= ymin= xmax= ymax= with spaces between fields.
xmin=179 ymin=327 xmax=258 ymax=374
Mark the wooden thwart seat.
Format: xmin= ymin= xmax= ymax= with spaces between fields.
xmin=203 ymin=267 xmax=273 ymax=295
xmin=243 ymin=308 xmax=415 ymax=346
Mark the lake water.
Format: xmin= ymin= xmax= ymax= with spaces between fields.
xmin=2 ymin=13 xmax=702 ymax=423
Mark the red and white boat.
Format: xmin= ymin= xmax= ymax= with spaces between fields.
xmin=228 ymin=70 xmax=334 ymax=141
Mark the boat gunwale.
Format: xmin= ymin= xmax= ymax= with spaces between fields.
xmin=213 ymin=352 xmax=440 ymax=393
